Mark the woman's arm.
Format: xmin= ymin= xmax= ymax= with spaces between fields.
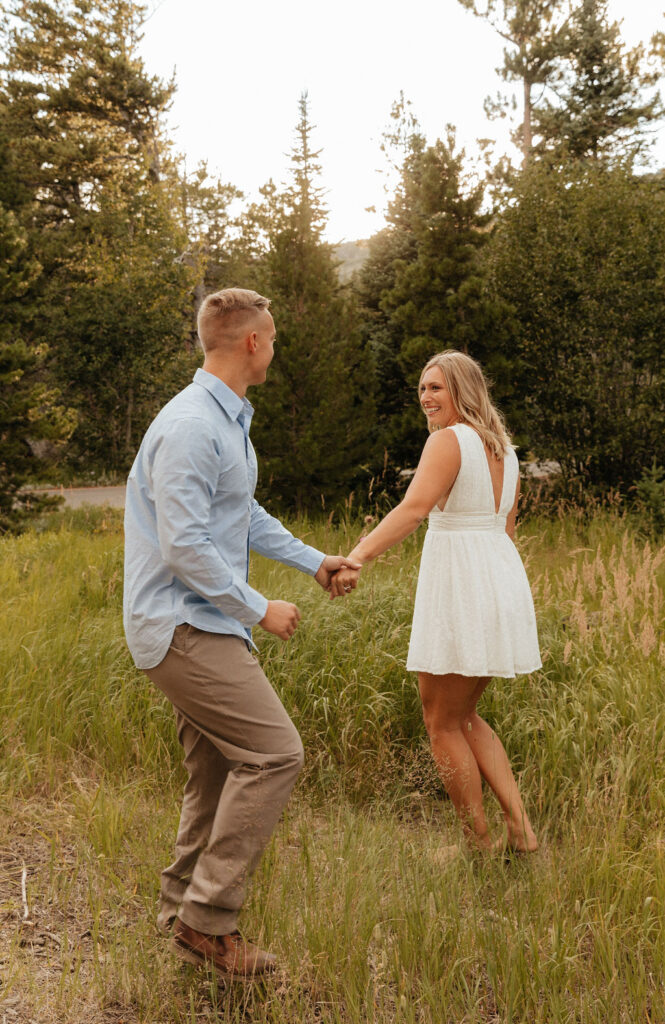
xmin=506 ymin=475 xmax=521 ymax=540
xmin=349 ymin=428 xmax=461 ymax=566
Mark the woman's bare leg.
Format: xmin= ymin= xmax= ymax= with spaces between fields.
xmin=419 ymin=672 xmax=537 ymax=853
xmin=463 ymin=678 xmax=538 ymax=852
xmin=418 ymin=672 xmax=492 ymax=849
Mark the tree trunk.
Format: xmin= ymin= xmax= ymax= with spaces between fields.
xmin=523 ymin=78 xmax=533 ymax=163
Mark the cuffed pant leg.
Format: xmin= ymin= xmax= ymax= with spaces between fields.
xmin=145 ymin=625 xmax=304 ymax=936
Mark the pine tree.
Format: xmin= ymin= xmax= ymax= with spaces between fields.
xmin=1 ymin=0 xmax=173 ymax=229
xmin=486 ymin=162 xmax=665 ymax=490
xmin=0 ymin=0 xmax=201 ymax=471
xmin=533 ymin=0 xmax=662 ymax=163
xmin=250 ymin=93 xmax=375 ymax=514
xmin=0 ymin=204 xmax=75 ymax=530
xmin=356 ymin=110 xmax=518 ymax=472
xmin=45 ymin=179 xmax=199 ymax=468
xmin=458 ymin=0 xmax=662 ymax=167
xmin=457 ymin=0 xmax=571 ymax=163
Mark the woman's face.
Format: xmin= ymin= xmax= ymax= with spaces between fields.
xmin=419 ymin=366 xmax=458 ymax=429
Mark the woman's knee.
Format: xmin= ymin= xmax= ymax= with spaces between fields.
xmin=422 ymin=700 xmax=464 ymax=737
xmin=462 ymin=710 xmax=481 ymax=732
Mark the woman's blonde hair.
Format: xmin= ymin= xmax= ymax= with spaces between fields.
xmin=419 ymin=350 xmax=512 ymax=459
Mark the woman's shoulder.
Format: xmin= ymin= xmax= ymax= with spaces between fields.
xmin=421 ymin=426 xmax=462 ymax=467
xmin=424 ymin=426 xmax=462 ymax=451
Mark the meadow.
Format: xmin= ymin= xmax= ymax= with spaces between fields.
xmin=0 ymin=505 xmax=664 ymax=1023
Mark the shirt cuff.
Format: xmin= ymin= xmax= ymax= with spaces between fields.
xmin=300 ymin=546 xmax=326 ymax=576
xmin=240 ymin=590 xmax=270 ymax=626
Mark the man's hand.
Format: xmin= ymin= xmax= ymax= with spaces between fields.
xmin=329 ymin=567 xmax=361 ymax=599
xmin=314 ymin=555 xmax=362 ymax=592
xmin=259 ymin=600 xmax=301 ymax=640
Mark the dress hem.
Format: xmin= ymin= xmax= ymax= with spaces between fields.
xmin=405 ymin=661 xmax=542 ymax=679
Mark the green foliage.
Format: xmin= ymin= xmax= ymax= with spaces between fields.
xmin=458 ymin=0 xmax=662 ymax=168
xmin=0 ymin=203 xmax=75 ymax=531
xmin=178 ymin=162 xmax=250 ymax=334
xmin=533 ymin=0 xmax=662 ymax=164
xmin=457 ymin=0 xmax=571 ymax=161
xmin=635 ymin=461 xmax=665 ymax=536
xmin=43 ymin=177 xmax=200 ymax=470
xmin=250 ymin=94 xmax=376 ymax=513
xmin=0 ymin=0 xmax=204 ymax=472
xmin=356 ymin=107 xmax=519 ymax=470
xmin=486 ymin=161 xmax=665 ymax=490
xmin=1 ymin=0 xmax=173 ymax=224
xmin=1 ymin=0 xmax=663 ymax=507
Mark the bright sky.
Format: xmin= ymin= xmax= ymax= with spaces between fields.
xmin=138 ymin=0 xmax=664 ymax=242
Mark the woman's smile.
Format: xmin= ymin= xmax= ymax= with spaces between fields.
xmin=419 ymin=366 xmax=457 ymax=427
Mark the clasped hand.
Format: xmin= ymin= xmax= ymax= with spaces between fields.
xmin=328 ymin=565 xmax=361 ymax=600
xmin=313 ymin=555 xmax=361 ymax=594
xmin=260 ymin=555 xmax=362 ymax=641
xmin=315 ymin=554 xmax=362 ymax=600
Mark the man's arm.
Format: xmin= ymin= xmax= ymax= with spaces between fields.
xmin=249 ymin=500 xmax=361 ymax=589
xmin=249 ymin=499 xmax=325 ymax=574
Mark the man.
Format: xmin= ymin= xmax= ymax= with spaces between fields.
xmin=123 ymin=288 xmax=358 ymax=979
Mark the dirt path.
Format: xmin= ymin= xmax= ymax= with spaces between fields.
xmin=34 ymin=485 xmax=126 ymax=509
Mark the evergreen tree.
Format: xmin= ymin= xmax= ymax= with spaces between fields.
xmin=0 ymin=204 xmax=75 ymax=530
xmin=457 ymin=0 xmax=571 ymax=163
xmin=177 ymin=163 xmax=248 ymax=337
xmin=458 ymin=0 xmax=662 ymax=167
xmin=1 ymin=0 xmax=172 ymax=227
xmin=0 ymin=0 xmax=201 ymax=471
xmin=486 ymin=162 xmax=665 ymax=490
xmin=533 ymin=0 xmax=662 ymax=163
xmin=250 ymin=93 xmax=375 ymax=514
xmin=45 ymin=179 xmax=199 ymax=468
xmin=356 ymin=109 xmax=518 ymax=472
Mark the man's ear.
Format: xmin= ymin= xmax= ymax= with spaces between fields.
xmin=246 ymin=331 xmax=258 ymax=353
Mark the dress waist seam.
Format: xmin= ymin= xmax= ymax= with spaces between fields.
xmin=428 ymin=511 xmax=508 ymax=534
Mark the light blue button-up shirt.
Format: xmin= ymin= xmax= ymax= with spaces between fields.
xmin=123 ymin=368 xmax=325 ymax=670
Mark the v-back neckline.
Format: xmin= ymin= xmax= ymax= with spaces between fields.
xmin=465 ymin=425 xmax=505 ymax=515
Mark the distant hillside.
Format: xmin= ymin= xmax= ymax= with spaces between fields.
xmin=333 ymin=240 xmax=370 ymax=283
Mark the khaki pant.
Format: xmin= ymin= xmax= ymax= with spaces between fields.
xmin=145 ymin=624 xmax=304 ymax=936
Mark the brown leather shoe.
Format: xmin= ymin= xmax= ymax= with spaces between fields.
xmin=169 ymin=917 xmax=277 ymax=979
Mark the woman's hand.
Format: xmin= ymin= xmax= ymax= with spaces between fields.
xmin=329 ymin=566 xmax=361 ymax=599
xmin=314 ymin=554 xmax=362 ymax=591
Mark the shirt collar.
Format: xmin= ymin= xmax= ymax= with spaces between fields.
xmin=193 ymin=368 xmax=254 ymax=424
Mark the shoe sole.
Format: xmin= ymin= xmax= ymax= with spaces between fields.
xmin=168 ymin=934 xmax=275 ymax=981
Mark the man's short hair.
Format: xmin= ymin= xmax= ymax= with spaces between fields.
xmin=197 ymin=288 xmax=271 ymax=352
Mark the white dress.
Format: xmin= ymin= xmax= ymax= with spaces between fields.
xmin=406 ymin=423 xmax=541 ymax=679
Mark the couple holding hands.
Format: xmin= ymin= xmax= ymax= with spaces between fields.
xmin=123 ymin=288 xmax=541 ymax=981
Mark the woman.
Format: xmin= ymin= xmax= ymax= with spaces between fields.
xmin=333 ymin=351 xmax=541 ymax=854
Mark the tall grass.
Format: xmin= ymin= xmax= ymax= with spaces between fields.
xmin=1 ymin=505 xmax=664 ymax=1022
xmin=4 ymin=506 xmax=662 ymax=808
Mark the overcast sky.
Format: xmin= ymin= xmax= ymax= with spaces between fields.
xmin=138 ymin=0 xmax=664 ymax=242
